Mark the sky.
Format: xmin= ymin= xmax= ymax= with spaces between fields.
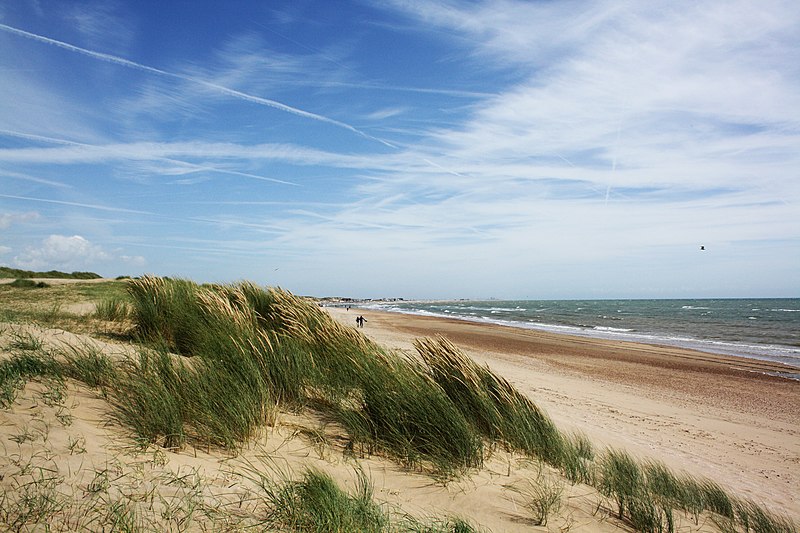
xmin=1 ymin=0 xmax=799 ymax=299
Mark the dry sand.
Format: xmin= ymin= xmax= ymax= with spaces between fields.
xmin=327 ymin=307 xmax=800 ymax=519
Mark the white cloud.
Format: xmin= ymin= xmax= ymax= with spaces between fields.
xmin=14 ymin=235 xmax=147 ymax=271
xmin=119 ymin=254 xmax=146 ymax=267
xmin=0 ymin=211 xmax=39 ymax=229
xmin=14 ymin=234 xmax=110 ymax=270
xmin=10 ymin=234 xmax=147 ymax=272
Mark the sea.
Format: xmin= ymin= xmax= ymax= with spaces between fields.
xmin=358 ymin=298 xmax=800 ymax=379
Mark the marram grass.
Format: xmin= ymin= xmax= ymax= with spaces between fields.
xmin=120 ymin=278 xmax=482 ymax=471
xmin=415 ymin=337 xmax=590 ymax=475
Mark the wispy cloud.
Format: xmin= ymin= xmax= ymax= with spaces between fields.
xmin=0 ymin=129 xmax=300 ymax=186
xmin=0 ymin=138 xmax=381 ymax=170
xmin=376 ymin=1 xmax=800 ymax=195
xmin=0 ymin=22 xmax=383 ymax=142
xmin=0 ymin=211 xmax=40 ymax=230
xmin=63 ymin=0 xmax=135 ymax=54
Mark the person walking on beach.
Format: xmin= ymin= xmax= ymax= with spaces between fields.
xmin=356 ymin=315 xmax=367 ymax=328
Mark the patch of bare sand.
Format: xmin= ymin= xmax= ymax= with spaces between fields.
xmin=327 ymin=306 xmax=800 ymax=521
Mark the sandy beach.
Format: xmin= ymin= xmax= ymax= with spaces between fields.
xmin=326 ymin=306 xmax=800 ymax=519
xmin=2 ymin=283 xmax=798 ymax=531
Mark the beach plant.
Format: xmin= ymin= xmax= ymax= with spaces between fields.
xmin=0 ymin=350 xmax=61 ymax=408
xmin=399 ymin=516 xmax=485 ymax=532
xmin=103 ymin=499 xmax=146 ymax=533
xmin=9 ymin=330 xmax=44 ymax=352
xmin=261 ymin=289 xmax=483 ymax=473
xmin=181 ymin=345 xmax=273 ymax=448
xmin=110 ymin=348 xmax=188 ymax=449
xmin=336 ymin=351 xmax=484 ymax=474
xmin=559 ymin=431 xmax=595 ymax=485
xmin=122 ymin=279 xmax=484 ymax=473
xmin=597 ymin=449 xmax=652 ymax=523
xmin=253 ymin=467 xmax=389 ymax=533
xmin=730 ymin=498 xmax=797 ymax=533
xmin=590 ymin=450 xmax=797 ymax=533
xmin=597 ymin=449 xmax=645 ymax=523
xmin=119 ymin=280 xmax=269 ymax=448
xmin=126 ymin=276 xmax=207 ymax=353
xmin=41 ymin=302 xmax=66 ymax=325
xmin=94 ymin=297 xmax=130 ymax=321
xmin=261 ymin=286 xmax=377 ymax=395
xmin=8 ymin=278 xmax=49 ymax=288
xmin=112 ymin=285 xmax=277 ymax=449
xmin=39 ymin=378 xmax=67 ymax=407
xmin=59 ymin=343 xmax=117 ymax=389
xmin=415 ymin=337 xmax=569 ymax=466
xmin=508 ymin=469 xmax=564 ymax=526
xmin=67 ymin=435 xmax=87 ymax=454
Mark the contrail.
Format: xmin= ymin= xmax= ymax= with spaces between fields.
xmin=0 ymin=129 xmax=299 ymax=186
xmin=0 ymin=193 xmax=154 ymax=215
xmin=0 ymin=169 xmax=71 ymax=188
xmin=0 ymin=23 xmax=388 ymax=144
xmin=150 ymin=160 xmax=299 ymax=187
xmin=0 ymin=129 xmax=79 ymax=146
xmin=422 ymin=158 xmax=466 ymax=178
xmin=0 ymin=193 xmax=285 ymax=233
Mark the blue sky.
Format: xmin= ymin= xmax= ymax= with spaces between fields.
xmin=1 ymin=0 xmax=799 ymax=299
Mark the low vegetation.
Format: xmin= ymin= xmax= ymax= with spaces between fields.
xmin=8 ymin=279 xmax=50 ymax=288
xmin=0 ymin=275 xmax=795 ymax=532
xmin=0 ymin=266 xmax=101 ymax=279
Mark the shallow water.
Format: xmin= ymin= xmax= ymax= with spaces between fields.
xmin=362 ymin=298 xmax=800 ymax=375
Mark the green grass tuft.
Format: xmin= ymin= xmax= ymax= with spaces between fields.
xmin=94 ymin=297 xmax=130 ymax=321
xmin=416 ymin=337 xmax=574 ymax=469
xmin=60 ymin=343 xmax=118 ymax=389
xmin=0 ymin=350 xmax=62 ymax=408
xmin=111 ymin=349 xmax=188 ymax=449
xmin=9 ymin=330 xmax=44 ymax=352
xmin=8 ymin=279 xmax=49 ymax=288
xmin=257 ymin=468 xmax=389 ymax=533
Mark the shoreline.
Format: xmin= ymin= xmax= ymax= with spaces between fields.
xmin=327 ymin=306 xmax=800 ymax=518
xmin=348 ymin=302 xmax=800 ymax=379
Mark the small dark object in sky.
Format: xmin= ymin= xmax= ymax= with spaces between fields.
xmin=700 ymin=245 xmax=705 ymax=250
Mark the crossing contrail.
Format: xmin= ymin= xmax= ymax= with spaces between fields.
xmin=0 ymin=129 xmax=299 ymax=186
xmin=0 ymin=23 xmax=388 ymax=145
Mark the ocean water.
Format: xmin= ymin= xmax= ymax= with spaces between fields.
xmin=361 ymin=298 xmax=800 ymax=377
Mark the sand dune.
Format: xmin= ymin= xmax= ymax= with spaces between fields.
xmin=1 ymin=294 xmax=797 ymax=531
